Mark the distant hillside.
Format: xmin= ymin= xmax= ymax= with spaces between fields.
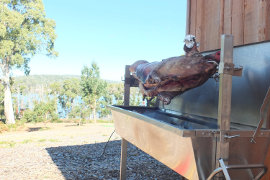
xmin=14 ymin=75 xmax=81 ymax=86
xmin=13 ymin=75 xmax=122 ymax=92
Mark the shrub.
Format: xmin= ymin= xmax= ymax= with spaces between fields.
xmin=21 ymin=100 xmax=59 ymax=123
xmin=0 ymin=121 xmax=8 ymax=133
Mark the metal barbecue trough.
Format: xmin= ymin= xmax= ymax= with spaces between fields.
xmin=110 ymin=35 xmax=270 ymax=180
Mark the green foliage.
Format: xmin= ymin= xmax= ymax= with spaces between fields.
xmin=69 ymin=103 xmax=90 ymax=120
xmin=145 ymin=96 xmax=157 ymax=107
xmin=22 ymin=99 xmax=58 ymax=123
xmin=108 ymin=82 xmax=124 ymax=105
xmin=81 ymin=63 xmax=107 ymax=102
xmin=130 ymin=87 xmax=142 ymax=106
xmin=0 ymin=0 xmax=58 ymax=68
xmin=0 ymin=121 xmax=8 ymax=133
xmin=0 ymin=0 xmax=58 ymax=124
xmin=80 ymin=63 xmax=108 ymax=122
xmin=50 ymin=78 xmax=80 ymax=117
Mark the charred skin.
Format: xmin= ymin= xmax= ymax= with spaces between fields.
xmin=130 ymin=51 xmax=220 ymax=105
xmin=146 ymin=54 xmax=219 ymax=88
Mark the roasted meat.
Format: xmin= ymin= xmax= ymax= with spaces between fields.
xmin=129 ymin=35 xmax=220 ymax=105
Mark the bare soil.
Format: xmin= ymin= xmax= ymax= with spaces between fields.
xmin=0 ymin=123 xmax=182 ymax=180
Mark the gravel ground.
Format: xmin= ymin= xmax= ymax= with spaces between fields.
xmin=0 ymin=123 xmax=183 ymax=180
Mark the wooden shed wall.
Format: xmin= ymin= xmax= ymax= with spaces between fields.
xmin=186 ymin=0 xmax=270 ymax=52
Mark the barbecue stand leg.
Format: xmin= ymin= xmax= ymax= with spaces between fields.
xmin=120 ymin=138 xmax=128 ymax=180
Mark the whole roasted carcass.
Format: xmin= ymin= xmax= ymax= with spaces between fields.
xmin=130 ymin=35 xmax=220 ymax=105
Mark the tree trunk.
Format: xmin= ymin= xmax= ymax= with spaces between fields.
xmin=4 ymin=84 xmax=15 ymax=124
xmin=93 ymin=99 xmax=97 ymax=123
xmin=17 ymin=87 xmax=20 ymax=117
xmin=2 ymin=61 xmax=15 ymax=124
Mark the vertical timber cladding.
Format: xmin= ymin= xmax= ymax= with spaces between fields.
xmin=187 ymin=0 xmax=270 ymax=52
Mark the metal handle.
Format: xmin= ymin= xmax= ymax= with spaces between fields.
xmin=224 ymin=134 xmax=240 ymax=139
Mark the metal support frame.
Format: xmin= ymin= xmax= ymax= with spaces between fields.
xmin=210 ymin=34 xmax=269 ymax=179
xmin=116 ymin=35 xmax=270 ymax=179
xmin=216 ymin=34 xmax=234 ymax=169
xmin=207 ymin=159 xmax=267 ymax=180
xmin=119 ymin=65 xmax=131 ymax=180
xmin=251 ymin=86 xmax=270 ymax=143
xmin=120 ymin=138 xmax=128 ymax=180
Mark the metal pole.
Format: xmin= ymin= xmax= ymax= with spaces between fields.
xmin=124 ymin=65 xmax=130 ymax=107
xmin=120 ymin=138 xmax=128 ymax=180
xmin=219 ymin=159 xmax=231 ymax=180
xmin=120 ymin=65 xmax=131 ymax=180
xmin=216 ymin=35 xmax=234 ymax=170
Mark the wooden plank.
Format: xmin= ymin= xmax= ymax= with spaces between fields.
xmin=258 ymin=0 xmax=266 ymax=41
xmin=203 ymin=0 xmax=221 ymax=51
xmin=223 ymin=0 xmax=232 ymax=35
xmin=232 ymin=0 xmax=244 ymax=46
xmin=219 ymin=0 xmax=225 ymax=35
xmin=186 ymin=0 xmax=191 ymax=34
xmin=216 ymin=35 xmax=234 ymax=167
xmin=266 ymin=0 xmax=270 ymax=40
xmin=120 ymin=138 xmax=128 ymax=180
xmin=258 ymin=0 xmax=270 ymax=42
xmin=218 ymin=34 xmax=234 ymax=135
xmin=187 ymin=0 xmax=269 ymax=51
xmin=189 ymin=0 xmax=197 ymax=36
xmin=243 ymin=0 xmax=260 ymax=44
xmin=195 ymin=0 xmax=204 ymax=52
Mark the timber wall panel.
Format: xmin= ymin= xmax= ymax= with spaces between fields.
xmin=223 ymin=0 xmax=232 ymax=35
xmin=196 ymin=0 xmax=204 ymax=51
xmin=189 ymin=0 xmax=197 ymax=37
xmin=203 ymin=0 xmax=221 ymax=51
xmin=186 ymin=0 xmax=270 ymax=52
xmin=232 ymin=0 xmax=244 ymax=46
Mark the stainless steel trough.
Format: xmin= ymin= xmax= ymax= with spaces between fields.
xmin=110 ymin=105 xmax=270 ymax=179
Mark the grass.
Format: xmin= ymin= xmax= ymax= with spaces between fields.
xmin=96 ymin=119 xmax=113 ymax=123
xmin=0 ymin=118 xmax=114 ymax=134
xmin=48 ymin=139 xmax=59 ymax=142
xmin=0 ymin=122 xmax=8 ymax=133
xmin=38 ymin=139 xmax=46 ymax=142
xmin=21 ymin=139 xmax=33 ymax=144
xmin=0 ymin=120 xmax=26 ymax=133
xmin=100 ymin=123 xmax=114 ymax=127
xmin=0 ymin=141 xmax=16 ymax=148
xmin=39 ymin=127 xmax=51 ymax=131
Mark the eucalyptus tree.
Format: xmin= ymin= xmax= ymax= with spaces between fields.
xmin=60 ymin=78 xmax=80 ymax=119
xmin=49 ymin=78 xmax=80 ymax=119
xmin=0 ymin=0 xmax=57 ymax=124
xmin=108 ymin=82 xmax=124 ymax=105
xmin=0 ymin=83 xmax=4 ymax=120
xmin=81 ymin=63 xmax=107 ymax=123
xmin=130 ymin=87 xmax=142 ymax=106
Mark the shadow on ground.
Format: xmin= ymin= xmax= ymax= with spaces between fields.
xmin=46 ymin=140 xmax=182 ymax=180
xmin=27 ymin=127 xmax=42 ymax=132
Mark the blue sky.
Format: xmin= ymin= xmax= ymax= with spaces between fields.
xmin=19 ymin=0 xmax=187 ymax=81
